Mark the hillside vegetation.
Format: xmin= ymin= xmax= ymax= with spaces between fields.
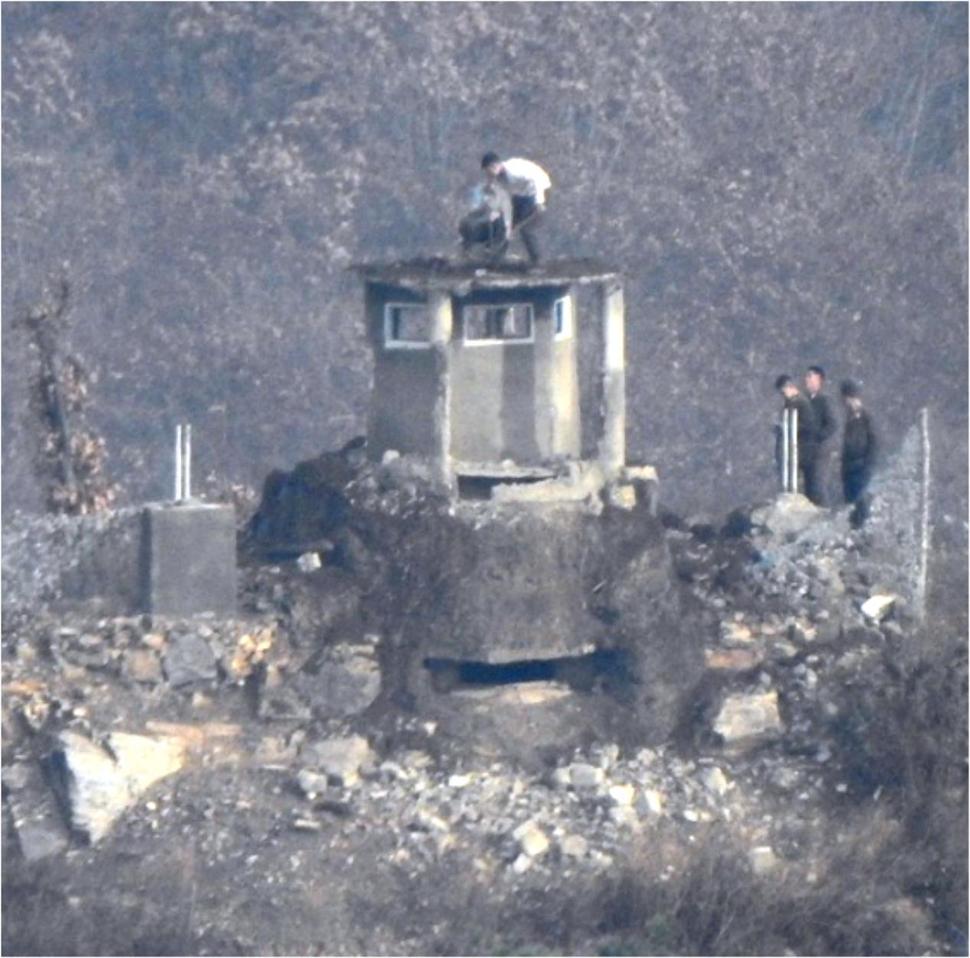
xmin=2 ymin=3 xmax=966 ymax=532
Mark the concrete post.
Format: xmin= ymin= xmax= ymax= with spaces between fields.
xmin=598 ymin=281 xmax=626 ymax=477
xmin=429 ymin=290 xmax=454 ymax=490
xmin=533 ymin=298 xmax=557 ymax=458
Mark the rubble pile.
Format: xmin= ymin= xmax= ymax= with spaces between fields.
xmin=2 ymin=464 xmax=964 ymax=953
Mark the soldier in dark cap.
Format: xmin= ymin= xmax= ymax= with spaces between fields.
xmin=804 ymin=365 xmax=838 ymax=506
xmin=840 ymin=380 xmax=877 ymax=527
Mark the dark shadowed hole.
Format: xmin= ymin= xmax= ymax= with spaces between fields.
xmin=456 ymin=474 xmax=550 ymax=500
xmin=423 ymin=648 xmax=633 ymax=693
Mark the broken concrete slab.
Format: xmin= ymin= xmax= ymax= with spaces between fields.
xmin=713 ymin=690 xmax=784 ymax=748
xmin=52 ymin=730 xmax=185 ymax=843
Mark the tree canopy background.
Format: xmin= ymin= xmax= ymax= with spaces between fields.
xmin=3 ymin=3 xmax=966 ymax=549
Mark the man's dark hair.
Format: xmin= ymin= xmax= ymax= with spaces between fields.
xmin=481 ymin=151 xmax=501 ymax=169
xmin=807 ymin=365 xmax=826 ymax=379
xmin=840 ymin=379 xmax=861 ymax=398
xmin=775 ymin=374 xmax=794 ymax=391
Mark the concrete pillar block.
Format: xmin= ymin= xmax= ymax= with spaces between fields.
xmin=598 ymin=282 xmax=626 ymax=477
xmin=142 ymin=503 xmax=236 ymax=617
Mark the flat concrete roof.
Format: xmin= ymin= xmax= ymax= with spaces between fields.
xmin=353 ymin=256 xmax=620 ymax=291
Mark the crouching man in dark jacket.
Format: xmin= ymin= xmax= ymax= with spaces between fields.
xmin=840 ymin=380 xmax=877 ymax=527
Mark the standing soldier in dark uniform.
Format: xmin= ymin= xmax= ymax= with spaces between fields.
xmin=804 ymin=365 xmax=838 ymax=506
xmin=840 ymin=380 xmax=877 ymax=527
xmin=775 ymin=375 xmax=819 ymax=496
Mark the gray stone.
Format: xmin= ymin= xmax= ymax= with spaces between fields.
xmin=561 ymin=834 xmax=588 ymax=858
xmin=609 ymin=805 xmax=640 ymax=828
xmin=296 ymin=769 xmax=329 ymax=797
xmin=3 ymin=762 xmax=70 ymax=862
xmin=163 ymin=633 xmax=218 ymax=686
xmin=568 ymin=763 xmax=604 ymax=789
xmin=700 ymin=766 xmax=729 ymax=796
xmin=295 ymin=640 xmax=381 ymax=718
xmin=636 ymin=788 xmax=665 ymax=816
xmin=125 ymin=648 xmax=162 ymax=684
xmin=751 ymin=494 xmax=825 ymax=538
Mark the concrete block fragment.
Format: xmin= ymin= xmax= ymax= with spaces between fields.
xmin=301 ymin=735 xmax=375 ymax=787
xmin=714 ymin=690 xmax=784 ymax=748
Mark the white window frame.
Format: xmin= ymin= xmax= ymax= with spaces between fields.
xmin=384 ymin=302 xmax=431 ymax=349
xmin=462 ymin=303 xmax=535 ymax=346
xmin=553 ymin=296 xmax=573 ymax=341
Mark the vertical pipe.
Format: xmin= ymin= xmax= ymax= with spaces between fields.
xmin=791 ymin=407 xmax=799 ymax=494
xmin=175 ymin=424 xmax=183 ymax=501
xmin=184 ymin=423 xmax=192 ymax=501
xmin=781 ymin=408 xmax=789 ymax=492
xmin=917 ymin=406 xmax=931 ymax=620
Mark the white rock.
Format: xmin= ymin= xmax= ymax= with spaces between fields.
xmin=512 ymin=853 xmax=533 ymax=874
xmin=513 ymin=821 xmax=550 ymax=858
xmin=296 ymin=552 xmax=322 ymax=573
xmin=448 ymin=773 xmax=471 ymax=789
xmin=700 ymin=766 xmax=729 ymax=796
xmin=749 ymin=845 xmax=778 ymax=874
xmin=861 ymin=594 xmax=896 ymax=623
xmin=608 ymin=784 xmax=636 ymax=806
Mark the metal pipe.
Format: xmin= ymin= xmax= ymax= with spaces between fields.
xmin=781 ymin=408 xmax=789 ymax=492
xmin=174 ymin=424 xmax=183 ymax=501
xmin=184 ymin=423 xmax=192 ymax=501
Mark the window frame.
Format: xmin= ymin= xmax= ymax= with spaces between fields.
xmin=383 ymin=302 xmax=432 ymax=350
xmin=461 ymin=302 xmax=535 ymax=346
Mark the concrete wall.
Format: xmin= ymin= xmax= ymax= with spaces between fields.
xmin=366 ymin=282 xmax=581 ymax=465
xmin=365 ymin=283 xmax=439 ymax=459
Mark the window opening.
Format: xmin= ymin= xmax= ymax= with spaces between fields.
xmin=463 ymin=304 xmax=533 ymax=343
xmin=554 ymin=296 xmax=573 ymax=340
xmin=384 ymin=303 xmax=430 ymax=348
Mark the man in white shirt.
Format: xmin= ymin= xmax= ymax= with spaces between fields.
xmin=481 ymin=151 xmax=552 ymax=263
